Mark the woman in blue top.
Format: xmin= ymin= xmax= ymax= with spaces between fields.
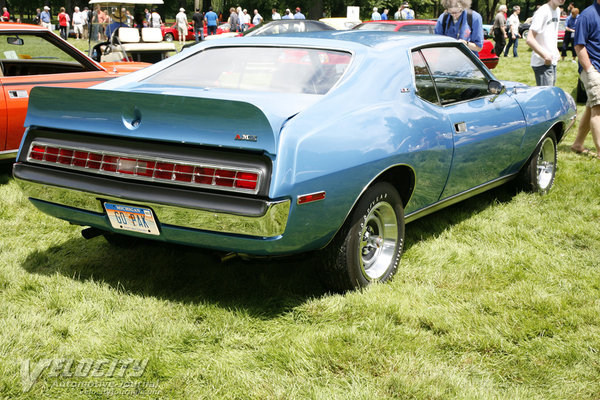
xmin=434 ymin=0 xmax=484 ymax=55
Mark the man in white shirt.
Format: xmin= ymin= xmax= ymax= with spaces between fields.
xmin=371 ymin=7 xmax=381 ymax=20
xmin=175 ymin=8 xmax=188 ymax=45
xmin=72 ymin=6 xmax=86 ymax=40
xmin=526 ymin=0 xmax=565 ymax=85
xmin=252 ymin=10 xmax=263 ymax=25
xmin=504 ymin=6 xmax=521 ymax=57
xmin=272 ymin=9 xmax=281 ymax=20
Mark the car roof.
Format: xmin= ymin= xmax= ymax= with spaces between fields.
xmin=0 ymin=22 xmax=50 ymax=32
xmin=209 ymin=29 xmax=456 ymax=54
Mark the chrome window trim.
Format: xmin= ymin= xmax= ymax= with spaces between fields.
xmin=27 ymin=141 xmax=263 ymax=195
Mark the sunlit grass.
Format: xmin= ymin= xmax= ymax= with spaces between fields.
xmin=0 ymin=46 xmax=599 ymax=399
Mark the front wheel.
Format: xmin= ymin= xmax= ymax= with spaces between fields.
xmin=319 ymin=182 xmax=405 ymax=291
xmin=164 ymin=32 xmax=174 ymax=42
xmin=519 ymin=132 xmax=557 ymax=194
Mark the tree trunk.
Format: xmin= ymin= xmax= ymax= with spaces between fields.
xmin=308 ymin=0 xmax=323 ymax=20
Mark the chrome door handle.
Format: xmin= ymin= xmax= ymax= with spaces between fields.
xmin=454 ymin=122 xmax=466 ymax=133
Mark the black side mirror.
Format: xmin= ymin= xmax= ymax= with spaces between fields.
xmin=7 ymin=37 xmax=24 ymax=45
xmin=488 ymin=79 xmax=504 ymax=95
xmin=488 ymin=79 xmax=505 ymax=103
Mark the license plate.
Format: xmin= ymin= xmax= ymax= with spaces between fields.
xmin=104 ymin=202 xmax=160 ymax=235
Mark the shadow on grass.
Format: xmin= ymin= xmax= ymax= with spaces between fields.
xmin=0 ymin=163 xmax=12 ymax=184
xmin=404 ymin=184 xmax=516 ymax=250
xmin=20 ymin=184 xmax=516 ymax=316
xmin=21 ymin=235 xmax=326 ymax=318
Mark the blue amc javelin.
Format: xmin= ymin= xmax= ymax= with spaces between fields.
xmin=13 ymin=31 xmax=576 ymax=291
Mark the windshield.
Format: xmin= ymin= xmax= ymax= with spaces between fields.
xmin=145 ymin=47 xmax=352 ymax=95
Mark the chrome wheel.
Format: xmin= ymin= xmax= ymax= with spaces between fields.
xmin=536 ymin=136 xmax=556 ymax=191
xmin=358 ymin=201 xmax=398 ymax=280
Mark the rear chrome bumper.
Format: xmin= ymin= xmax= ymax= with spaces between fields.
xmin=14 ymin=163 xmax=290 ymax=238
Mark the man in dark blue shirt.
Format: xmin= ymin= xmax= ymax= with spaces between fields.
xmin=571 ymin=0 xmax=600 ymax=158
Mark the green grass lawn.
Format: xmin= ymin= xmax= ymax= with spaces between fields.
xmin=1 ymin=49 xmax=600 ymax=399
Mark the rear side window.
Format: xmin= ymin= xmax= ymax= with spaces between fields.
xmin=412 ymin=46 xmax=489 ymax=105
xmin=145 ymin=46 xmax=352 ymax=95
xmin=412 ymin=50 xmax=438 ymax=104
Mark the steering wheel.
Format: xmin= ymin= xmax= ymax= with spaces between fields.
xmin=91 ymin=41 xmax=111 ymax=62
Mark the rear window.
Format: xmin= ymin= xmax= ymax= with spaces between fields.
xmin=353 ymin=23 xmax=397 ymax=31
xmin=144 ymin=46 xmax=352 ymax=95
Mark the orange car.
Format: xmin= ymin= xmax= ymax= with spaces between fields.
xmin=0 ymin=23 xmax=148 ymax=161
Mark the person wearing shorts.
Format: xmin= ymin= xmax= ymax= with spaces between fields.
xmin=526 ymin=0 xmax=564 ymax=86
xmin=570 ymin=0 xmax=600 ymax=158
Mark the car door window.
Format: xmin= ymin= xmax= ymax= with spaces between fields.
xmin=411 ymin=49 xmax=439 ymax=104
xmin=420 ymin=46 xmax=488 ymax=105
xmin=0 ymin=34 xmax=80 ymax=63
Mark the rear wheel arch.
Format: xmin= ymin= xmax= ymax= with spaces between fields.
xmin=315 ymin=165 xmax=415 ymax=291
xmin=371 ymin=164 xmax=416 ymax=208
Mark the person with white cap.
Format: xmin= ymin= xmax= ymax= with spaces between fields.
xmin=371 ymin=7 xmax=381 ymax=20
xmin=72 ymin=6 xmax=85 ymax=40
xmin=41 ymin=6 xmax=52 ymax=30
xmin=176 ymin=7 xmax=188 ymax=44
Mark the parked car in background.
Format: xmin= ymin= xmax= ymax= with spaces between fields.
xmin=0 ymin=23 xmax=148 ymax=162
xmin=238 ymin=20 xmax=335 ymax=37
xmin=353 ymin=20 xmax=499 ymax=69
xmin=482 ymin=24 xmax=492 ymax=38
xmin=14 ymin=31 xmax=576 ymax=291
xmin=319 ymin=17 xmax=361 ymax=30
xmin=162 ymin=22 xmax=254 ymax=42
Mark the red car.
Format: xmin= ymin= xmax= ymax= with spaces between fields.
xmin=161 ymin=23 xmax=254 ymax=42
xmin=353 ymin=20 xmax=499 ymax=69
xmin=0 ymin=23 xmax=148 ymax=162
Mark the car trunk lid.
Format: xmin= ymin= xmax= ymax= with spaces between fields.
xmin=24 ymin=86 xmax=316 ymax=155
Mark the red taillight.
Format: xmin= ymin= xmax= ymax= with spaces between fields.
xmin=27 ymin=142 xmax=261 ymax=193
xmin=174 ymin=164 xmax=194 ymax=182
xmin=235 ymin=172 xmax=258 ymax=190
xmin=72 ymin=151 xmax=89 ymax=167
xmin=101 ymin=155 xmax=118 ymax=172
xmin=30 ymin=145 xmax=46 ymax=160
xmin=87 ymin=153 xmax=102 ymax=170
xmin=195 ymin=167 xmax=215 ymax=185
xmin=215 ymin=169 xmax=235 ymax=187
xmin=155 ymin=162 xmax=175 ymax=180
xmin=58 ymin=149 xmax=74 ymax=165
xmin=45 ymin=147 xmax=59 ymax=163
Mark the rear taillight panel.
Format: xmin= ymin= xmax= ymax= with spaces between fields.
xmin=26 ymin=142 xmax=262 ymax=194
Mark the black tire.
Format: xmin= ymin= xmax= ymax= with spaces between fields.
xmin=518 ymin=132 xmax=557 ymax=194
xmin=319 ymin=182 xmax=405 ymax=292
xmin=164 ymin=33 xmax=174 ymax=42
